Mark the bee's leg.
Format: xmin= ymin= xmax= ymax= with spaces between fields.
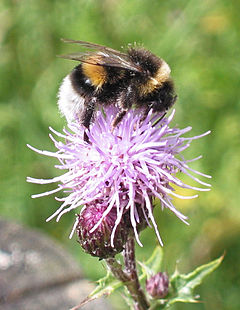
xmin=140 ymin=107 xmax=151 ymax=123
xmin=112 ymin=86 xmax=135 ymax=129
xmin=82 ymin=97 xmax=97 ymax=142
xmin=112 ymin=108 xmax=128 ymax=129
xmin=82 ymin=97 xmax=97 ymax=128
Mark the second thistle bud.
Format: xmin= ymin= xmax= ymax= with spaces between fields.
xmin=76 ymin=201 xmax=130 ymax=259
xmin=146 ymin=272 xmax=169 ymax=299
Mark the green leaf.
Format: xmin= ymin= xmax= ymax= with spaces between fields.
xmin=69 ymin=270 xmax=123 ymax=310
xmin=139 ymin=246 xmax=164 ymax=281
xmin=166 ymin=254 xmax=224 ymax=307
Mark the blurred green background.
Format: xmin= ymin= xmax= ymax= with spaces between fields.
xmin=0 ymin=0 xmax=239 ymax=309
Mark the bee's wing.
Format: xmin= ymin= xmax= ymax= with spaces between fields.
xmin=59 ymin=39 xmax=142 ymax=73
xmin=61 ymin=39 xmax=127 ymax=56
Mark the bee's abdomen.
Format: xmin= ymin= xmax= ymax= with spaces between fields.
xmin=70 ymin=65 xmax=96 ymax=96
xmin=82 ymin=60 xmax=107 ymax=89
xmin=58 ymin=75 xmax=85 ymax=123
xmin=97 ymin=82 xmax=124 ymax=105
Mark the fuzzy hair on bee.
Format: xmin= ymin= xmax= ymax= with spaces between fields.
xmin=58 ymin=39 xmax=177 ymax=129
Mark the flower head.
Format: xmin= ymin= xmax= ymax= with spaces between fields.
xmin=146 ymin=272 xmax=169 ymax=299
xmin=76 ymin=201 xmax=130 ymax=259
xmin=27 ymin=107 xmax=211 ymax=246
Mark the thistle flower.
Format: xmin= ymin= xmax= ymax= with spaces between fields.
xmin=27 ymin=107 xmax=211 ymax=246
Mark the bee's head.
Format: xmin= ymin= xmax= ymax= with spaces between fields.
xmin=149 ymin=80 xmax=177 ymax=113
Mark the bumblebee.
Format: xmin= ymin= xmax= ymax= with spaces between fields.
xmin=58 ymin=39 xmax=177 ymax=129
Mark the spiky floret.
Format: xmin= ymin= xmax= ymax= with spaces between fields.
xmin=27 ymin=108 xmax=211 ymax=246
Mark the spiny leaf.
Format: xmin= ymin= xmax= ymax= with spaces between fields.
xmin=139 ymin=246 xmax=164 ymax=281
xmin=69 ymin=271 xmax=123 ymax=310
xmin=147 ymin=254 xmax=224 ymax=309
xmin=166 ymin=254 xmax=224 ymax=307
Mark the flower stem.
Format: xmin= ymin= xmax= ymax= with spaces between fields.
xmin=124 ymin=237 xmax=150 ymax=310
xmin=106 ymin=237 xmax=149 ymax=310
xmin=124 ymin=237 xmax=138 ymax=280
